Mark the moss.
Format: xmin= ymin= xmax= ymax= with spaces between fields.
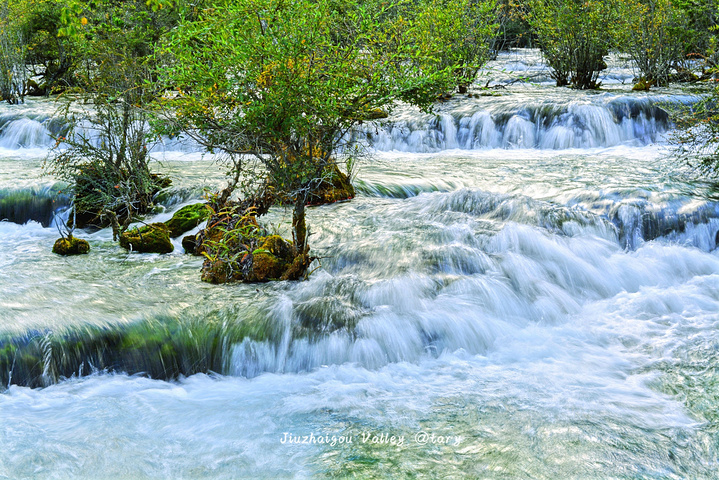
xmin=281 ymin=253 xmax=312 ymax=280
xmin=632 ymin=79 xmax=653 ymax=91
xmin=119 ymin=223 xmax=174 ymax=254
xmin=247 ymin=252 xmax=287 ymax=282
xmin=164 ymin=203 xmax=211 ymax=238
xmin=308 ymin=164 xmax=355 ymax=205
xmin=362 ymin=108 xmax=389 ymax=120
xmin=197 ymin=203 xmax=313 ymax=284
xmin=201 ymin=259 xmax=233 ymax=283
xmin=260 ymin=235 xmax=295 ymax=260
xmin=52 ymin=236 xmax=90 ymax=256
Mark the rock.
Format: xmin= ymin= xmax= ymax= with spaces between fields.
xmin=197 ymin=203 xmax=311 ymax=283
xmin=632 ymin=79 xmax=652 ymax=91
xmin=245 ymin=252 xmax=287 ymax=282
xmin=26 ymin=79 xmax=46 ymax=96
xmin=164 ymin=203 xmax=212 ymax=238
xmin=52 ymin=236 xmax=90 ymax=256
xmin=119 ymin=223 xmax=174 ymax=254
xmin=201 ymin=259 xmax=232 ymax=284
xmin=182 ymin=234 xmax=198 ymax=254
xmin=308 ymin=164 xmax=355 ymax=205
xmin=259 ymin=235 xmax=294 ymax=259
xmin=280 ymin=253 xmax=312 ymax=281
xmin=201 ymin=234 xmax=299 ymax=283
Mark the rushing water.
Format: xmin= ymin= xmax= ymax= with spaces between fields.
xmin=2 ymin=50 xmax=719 ymax=478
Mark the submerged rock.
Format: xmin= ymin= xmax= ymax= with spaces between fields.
xmin=164 ymin=203 xmax=212 ymax=238
xmin=52 ymin=236 xmax=90 ymax=256
xmin=119 ymin=223 xmax=174 ymax=254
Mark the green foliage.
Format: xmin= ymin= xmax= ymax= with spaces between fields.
xmin=160 ymin=0 xmax=466 ymax=255
xmin=0 ymin=0 xmax=28 ymax=103
xmin=669 ymin=84 xmax=719 ymax=176
xmin=414 ymin=0 xmax=498 ymax=92
xmin=673 ymin=0 xmax=719 ymax=58
xmin=616 ymin=0 xmax=689 ymax=87
xmin=525 ymin=0 xmax=619 ymax=89
xmin=45 ymin=0 xmax=179 ymax=234
xmin=16 ymin=0 xmax=78 ymax=95
xmin=492 ymin=0 xmax=536 ymax=50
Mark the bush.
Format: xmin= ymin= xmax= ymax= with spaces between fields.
xmin=617 ymin=0 xmax=688 ymax=87
xmin=669 ymin=85 xmax=719 ymax=176
xmin=0 ymin=1 xmax=28 ymax=104
xmin=525 ymin=0 xmax=618 ymax=89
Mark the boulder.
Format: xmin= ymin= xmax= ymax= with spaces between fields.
xmin=52 ymin=236 xmax=90 ymax=256
xmin=164 ymin=203 xmax=211 ymax=238
xmin=119 ymin=223 xmax=174 ymax=254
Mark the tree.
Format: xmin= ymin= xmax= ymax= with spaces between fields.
xmin=524 ymin=0 xmax=619 ymax=89
xmin=670 ymin=84 xmax=719 ymax=176
xmin=0 ymin=0 xmax=28 ymax=103
xmin=45 ymin=0 xmax=177 ymax=234
xmin=674 ymin=0 xmax=719 ymax=61
xmin=617 ymin=0 xmax=689 ymax=88
xmin=416 ymin=0 xmax=498 ymax=93
xmin=159 ymin=0 xmax=462 ymax=269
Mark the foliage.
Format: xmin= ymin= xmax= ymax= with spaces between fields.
xmin=616 ymin=0 xmax=689 ymax=87
xmin=492 ymin=0 xmax=536 ymax=50
xmin=673 ymin=0 xmax=719 ymax=59
xmin=414 ymin=0 xmax=498 ymax=93
xmin=524 ymin=0 xmax=619 ymax=89
xmin=0 ymin=0 xmax=28 ymax=103
xmin=159 ymin=0 xmax=464 ymax=258
xmin=44 ymin=0 xmax=177 ymax=234
xmin=13 ymin=0 xmax=77 ymax=95
xmin=669 ymin=85 xmax=719 ymax=176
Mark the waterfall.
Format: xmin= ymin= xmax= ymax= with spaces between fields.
xmin=355 ymin=94 xmax=687 ymax=152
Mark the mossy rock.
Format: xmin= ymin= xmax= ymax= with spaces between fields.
xmin=246 ymin=252 xmax=287 ymax=282
xmin=201 ymin=233 xmax=307 ymax=283
xmin=182 ymin=234 xmax=199 ymax=255
xmin=280 ymin=253 xmax=312 ymax=281
xmin=308 ymin=164 xmax=355 ymax=205
xmin=259 ymin=235 xmax=295 ymax=261
xmin=201 ymin=259 xmax=233 ymax=284
xmin=165 ymin=203 xmax=212 ymax=238
xmin=119 ymin=223 xmax=174 ymax=254
xmin=52 ymin=236 xmax=90 ymax=256
xmin=632 ymin=79 xmax=653 ymax=91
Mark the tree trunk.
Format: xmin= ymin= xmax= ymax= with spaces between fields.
xmin=292 ymin=196 xmax=307 ymax=254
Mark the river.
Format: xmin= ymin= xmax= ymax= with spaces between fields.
xmin=1 ymin=50 xmax=718 ymax=479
